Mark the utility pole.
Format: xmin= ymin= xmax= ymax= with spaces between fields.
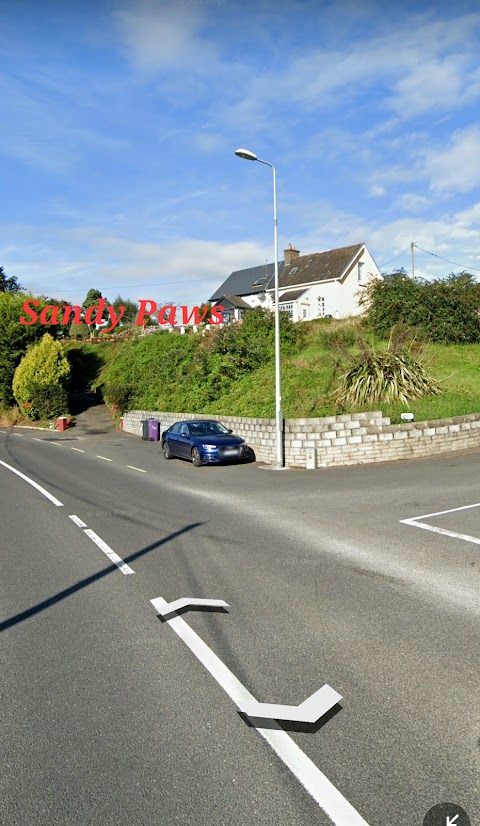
xmin=411 ymin=241 xmax=415 ymax=278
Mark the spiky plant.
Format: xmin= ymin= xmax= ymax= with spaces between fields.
xmin=334 ymin=326 xmax=441 ymax=407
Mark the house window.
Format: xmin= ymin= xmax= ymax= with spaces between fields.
xmin=302 ymin=307 xmax=308 ymax=319
xmin=358 ymin=261 xmax=364 ymax=283
xmin=317 ymin=296 xmax=325 ymax=317
xmin=289 ymin=267 xmax=298 ymax=275
xmin=279 ymin=302 xmax=294 ymax=318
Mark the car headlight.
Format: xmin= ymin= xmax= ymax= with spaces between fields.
xmin=201 ymin=444 xmax=217 ymax=451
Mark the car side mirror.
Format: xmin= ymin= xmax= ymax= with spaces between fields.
xmin=227 ymin=429 xmax=233 ymax=434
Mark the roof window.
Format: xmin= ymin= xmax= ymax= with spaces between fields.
xmin=289 ymin=267 xmax=298 ymax=275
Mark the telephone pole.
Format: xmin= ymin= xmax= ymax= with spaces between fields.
xmin=411 ymin=241 xmax=415 ymax=278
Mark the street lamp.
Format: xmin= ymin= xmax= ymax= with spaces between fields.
xmin=235 ymin=147 xmax=284 ymax=469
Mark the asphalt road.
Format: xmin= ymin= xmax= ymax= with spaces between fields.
xmin=1 ymin=424 xmax=479 ymax=826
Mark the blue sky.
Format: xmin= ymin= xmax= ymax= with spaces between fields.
xmin=1 ymin=0 xmax=480 ymax=306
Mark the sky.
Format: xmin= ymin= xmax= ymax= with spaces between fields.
xmin=1 ymin=0 xmax=480 ymax=307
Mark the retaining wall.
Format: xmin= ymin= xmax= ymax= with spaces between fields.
xmin=123 ymin=409 xmax=480 ymax=468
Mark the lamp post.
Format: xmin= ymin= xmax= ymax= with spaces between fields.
xmin=235 ymin=148 xmax=284 ymax=468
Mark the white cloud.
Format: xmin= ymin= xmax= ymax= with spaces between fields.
xmin=113 ymin=1 xmax=217 ymax=70
xmin=220 ymin=12 xmax=480 ymax=130
xmin=424 ymin=125 xmax=480 ymax=193
xmin=389 ymin=56 xmax=480 ymax=118
xmin=398 ymin=193 xmax=430 ymax=211
xmin=0 ymin=225 xmax=273 ymax=305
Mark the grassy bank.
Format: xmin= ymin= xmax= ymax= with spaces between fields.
xmin=93 ymin=318 xmax=480 ymax=423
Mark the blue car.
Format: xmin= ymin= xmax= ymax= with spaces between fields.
xmin=161 ymin=420 xmax=250 ymax=467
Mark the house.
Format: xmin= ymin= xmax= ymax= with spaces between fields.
xmin=210 ymin=242 xmax=382 ymax=322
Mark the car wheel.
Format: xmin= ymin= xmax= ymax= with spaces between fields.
xmin=191 ymin=447 xmax=203 ymax=467
xmin=163 ymin=441 xmax=172 ymax=460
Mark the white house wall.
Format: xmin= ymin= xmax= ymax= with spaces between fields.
xmin=281 ymin=246 xmax=382 ymax=321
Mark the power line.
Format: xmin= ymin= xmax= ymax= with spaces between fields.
xmin=377 ymin=248 xmax=410 ymax=269
xmin=34 ymin=275 xmax=220 ymax=296
xmin=412 ymin=243 xmax=480 ymax=273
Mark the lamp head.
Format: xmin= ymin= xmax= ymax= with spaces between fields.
xmin=235 ymin=148 xmax=257 ymax=161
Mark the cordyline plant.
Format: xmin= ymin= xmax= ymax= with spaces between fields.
xmin=333 ymin=325 xmax=441 ymax=407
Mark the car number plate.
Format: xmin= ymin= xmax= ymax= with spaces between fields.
xmin=224 ymin=448 xmax=238 ymax=455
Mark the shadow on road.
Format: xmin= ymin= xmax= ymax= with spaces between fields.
xmin=0 ymin=522 xmax=203 ymax=633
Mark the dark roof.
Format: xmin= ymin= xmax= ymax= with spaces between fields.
xmin=212 ymin=295 xmax=251 ymax=309
xmin=278 ymin=289 xmax=307 ymax=302
xmin=273 ymin=244 xmax=364 ymax=290
xmin=209 ymin=261 xmax=284 ymax=301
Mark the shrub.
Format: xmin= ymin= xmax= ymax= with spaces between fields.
xmin=361 ymin=272 xmax=480 ymax=343
xmin=334 ymin=329 xmax=441 ymax=407
xmin=0 ymin=292 xmax=49 ymax=406
xmin=28 ymin=384 xmax=69 ymax=420
xmin=13 ymin=333 xmax=71 ymax=419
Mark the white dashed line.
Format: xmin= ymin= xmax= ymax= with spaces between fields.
xmin=127 ymin=465 xmax=146 ymax=473
xmin=0 ymin=459 xmax=63 ymax=507
xmin=96 ymin=455 xmax=112 ymax=462
xmin=32 ymin=437 xmax=43 ymax=442
xmin=71 ymin=447 xmax=84 ymax=453
xmin=151 ymin=596 xmax=369 ymax=826
xmin=69 ymin=514 xmax=88 ymax=528
xmin=83 ymin=529 xmax=134 ymax=575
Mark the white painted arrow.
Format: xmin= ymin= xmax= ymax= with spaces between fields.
xmin=447 ymin=816 xmax=459 ymax=826
xmin=240 ymin=684 xmax=342 ymax=724
xmin=151 ymin=597 xmax=229 ymax=618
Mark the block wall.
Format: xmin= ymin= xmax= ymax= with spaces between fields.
xmin=122 ymin=410 xmax=480 ymax=468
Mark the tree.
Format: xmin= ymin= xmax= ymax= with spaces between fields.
xmin=81 ymin=288 xmax=108 ymax=338
xmin=361 ymin=272 xmax=480 ymax=343
xmin=0 ymin=266 xmax=23 ymax=293
xmin=13 ymin=333 xmax=71 ymax=420
xmin=82 ymin=288 xmax=104 ymax=312
xmin=112 ymin=295 xmax=139 ymax=325
xmin=69 ymin=320 xmax=90 ymax=339
xmin=0 ymin=292 xmax=46 ymax=407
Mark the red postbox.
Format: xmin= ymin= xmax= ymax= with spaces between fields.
xmin=56 ymin=417 xmax=68 ymax=432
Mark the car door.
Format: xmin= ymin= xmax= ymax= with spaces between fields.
xmin=166 ymin=422 xmax=182 ymax=457
xmin=176 ymin=423 xmax=191 ymax=458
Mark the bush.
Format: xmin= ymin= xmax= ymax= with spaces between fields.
xmin=13 ymin=333 xmax=71 ymax=419
xmin=361 ymin=272 xmax=480 ymax=343
xmin=334 ymin=329 xmax=441 ymax=407
xmin=0 ymin=292 xmax=49 ymax=406
xmin=28 ymin=384 xmax=69 ymax=420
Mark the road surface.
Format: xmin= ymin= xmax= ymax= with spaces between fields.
xmin=1 ymin=425 xmax=479 ymax=826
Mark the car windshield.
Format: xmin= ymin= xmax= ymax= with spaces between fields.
xmin=189 ymin=422 xmax=229 ymax=437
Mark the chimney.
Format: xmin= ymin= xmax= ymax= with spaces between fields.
xmin=284 ymin=243 xmax=300 ymax=267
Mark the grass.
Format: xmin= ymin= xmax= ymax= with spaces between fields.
xmin=197 ymin=321 xmax=480 ymax=423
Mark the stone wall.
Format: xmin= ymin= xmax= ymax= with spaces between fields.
xmin=122 ymin=409 xmax=480 ymax=468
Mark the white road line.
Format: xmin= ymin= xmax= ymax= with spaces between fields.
xmin=96 ymin=455 xmax=112 ymax=462
xmin=127 ymin=465 xmax=146 ymax=473
xmin=0 ymin=459 xmax=63 ymax=507
xmin=32 ymin=437 xmax=43 ymax=442
xmin=401 ymin=501 xmax=480 ymax=522
xmin=151 ymin=596 xmax=370 ymax=826
xmin=69 ymin=514 xmax=88 ymax=528
xmin=83 ymin=529 xmax=134 ymax=575
xmin=71 ymin=447 xmax=84 ymax=453
xmin=401 ymin=519 xmax=480 ymax=546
